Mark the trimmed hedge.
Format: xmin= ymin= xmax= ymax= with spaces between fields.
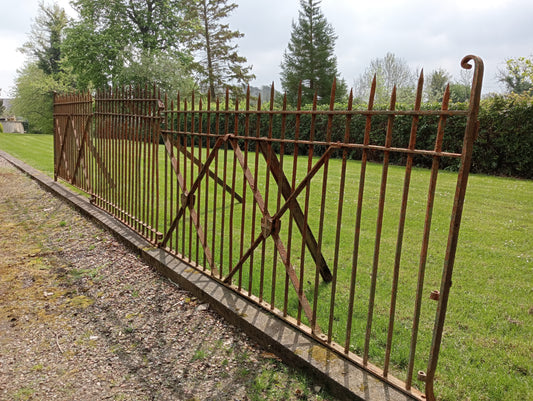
xmin=176 ymin=94 xmax=532 ymax=178
xmin=474 ymin=94 xmax=533 ymax=178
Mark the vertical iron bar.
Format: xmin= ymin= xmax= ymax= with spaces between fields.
xmin=182 ymin=97 xmax=188 ymax=256
xmin=238 ymin=88 xmax=251 ymax=291
xmin=311 ymin=80 xmax=336 ymax=334
xmin=142 ymin=86 xmax=149 ymax=237
xmin=345 ymin=76 xmax=377 ymax=353
xmin=229 ymin=97 xmax=239 ymax=281
xmin=271 ymin=85 xmax=286 ymax=310
xmin=248 ymin=94 xmax=261 ymax=295
xmin=176 ymin=94 xmax=183 ymax=255
xmin=169 ymin=99 xmax=175 ymax=252
xmin=197 ymin=97 xmax=204 ymax=266
xmin=190 ymin=92 xmax=196 ymax=260
xmin=259 ymin=85 xmax=275 ymax=303
xmin=219 ymin=89 xmax=230 ymax=278
xmin=384 ymin=72 xmax=424 ymax=377
xmin=364 ymin=86 xmax=397 ymax=365
xmin=204 ymin=92 xmax=212 ymax=271
xmin=284 ymin=87 xmax=300 ymax=318
xmin=407 ymin=85 xmax=451 ymax=389
xmin=328 ymin=89 xmax=354 ymax=342
xmin=211 ymin=96 xmax=220 ymax=276
xmin=297 ymin=91 xmax=317 ymax=325
xmin=164 ymin=95 xmax=169 ymax=245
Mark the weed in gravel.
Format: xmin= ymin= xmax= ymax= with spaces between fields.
xmin=192 ymin=349 xmax=207 ymax=361
xmin=236 ymin=350 xmax=250 ymax=363
xmin=238 ymin=367 xmax=251 ymax=378
xmin=31 ymin=364 xmax=44 ymax=372
xmin=12 ymin=387 xmax=36 ymax=401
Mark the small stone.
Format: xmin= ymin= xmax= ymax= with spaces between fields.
xmin=196 ymin=303 xmax=209 ymax=311
xmin=313 ymin=385 xmax=322 ymax=393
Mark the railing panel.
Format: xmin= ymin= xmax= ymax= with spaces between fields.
xmin=53 ymin=55 xmax=483 ymax=401
xmin=89 ymin=86 xmax=163 ymax=242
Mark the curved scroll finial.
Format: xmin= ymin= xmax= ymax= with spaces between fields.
xmin=460 ymin=54 xmax=484 ymax=110
xmin=460 ymin=54 xmax=483 ymax=71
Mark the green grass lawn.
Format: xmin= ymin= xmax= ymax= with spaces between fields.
xmin=1 ymin=132 xmax=531 ymax=401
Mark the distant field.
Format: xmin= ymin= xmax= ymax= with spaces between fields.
xmin=1 ymin=132 xmax=531 ymax=401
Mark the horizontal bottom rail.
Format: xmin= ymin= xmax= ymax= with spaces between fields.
xmin=89 ymin=192 xmax=162 ymax=243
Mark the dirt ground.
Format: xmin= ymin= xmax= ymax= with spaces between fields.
xmin=0 ymin=156 xmax=334 ymax=401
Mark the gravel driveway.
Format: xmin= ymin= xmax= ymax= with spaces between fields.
xmin=0 ymin=156 xmax=333 ymax=401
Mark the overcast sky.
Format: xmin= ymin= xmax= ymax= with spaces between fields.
xmin=1 ymin=0 xmax=532 ymax=97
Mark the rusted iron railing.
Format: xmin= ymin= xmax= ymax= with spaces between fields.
xmin=53 ymin=55 xmax=484 ymax=401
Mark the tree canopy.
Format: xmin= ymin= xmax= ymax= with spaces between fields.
xmin=280 ymin=0 xmax=346 ymax=105
xmin=12 ymin=3 xmax=75 ymax=133
xmin=354 ymin=52 xmax=416 ymax=105
xmin=20 ymin=2 xmax=69 ymax=76
xmin=498 ymin=56 xmax=533 ymax=94
xmin=63 ymin=0 xmax=193 ymax=90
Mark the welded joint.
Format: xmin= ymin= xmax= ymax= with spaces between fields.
xmin=314 ymin=333 xmax=328 ymax=343
xmin=429 ymin=290 xmax=440 ymax=301
xmin=155 ymin=232 xmax=164 ymax=247
xmin=261 ymin=215 xmax=280 ymax=238
xmin=181 ymin=192 xmax=196 ymax=209
xmin=222 ymin=133 xmax=234 ymax=142
xmin=417 ymin=371 xmax=427 ymax=382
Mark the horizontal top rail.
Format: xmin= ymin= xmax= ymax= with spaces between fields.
xmin=163 ymin=108 xmax=470 ymax=117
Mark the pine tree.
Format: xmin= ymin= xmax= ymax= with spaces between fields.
xmin=280 ymin=0 xmax=346 ymax=105
xmin=186 ymin=0 xmax=254 ymax=98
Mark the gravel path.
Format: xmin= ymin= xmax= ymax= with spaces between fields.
xmin=0 ymin=157 xmax=334 ymax=401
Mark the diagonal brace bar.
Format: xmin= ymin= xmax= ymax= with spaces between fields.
xmin=71 ymin=116 xmax=93 ymax=187
xmin=259 ymin=142 xmax=333 ymax=282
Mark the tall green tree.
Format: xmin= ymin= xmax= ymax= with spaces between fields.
xmin=20 ymin=2 xmax=69 ymax=76
xmin=280 ymin=0 xmax=347 ymax=105
xmin=63 ymin=0 xmax=194 ymax=90
xmin=354 ymin=52 xmax=416 ymax=105
xmin=13 ymin=3 xmax=75 ymax=133
xmin=186 ymin=0 xmax=254 ymax=98
xmin=498 ymin=56 xmax=533 ymax=94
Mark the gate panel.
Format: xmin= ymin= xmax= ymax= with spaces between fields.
xmin=53 ymin=91 xmax=93 ymax=191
